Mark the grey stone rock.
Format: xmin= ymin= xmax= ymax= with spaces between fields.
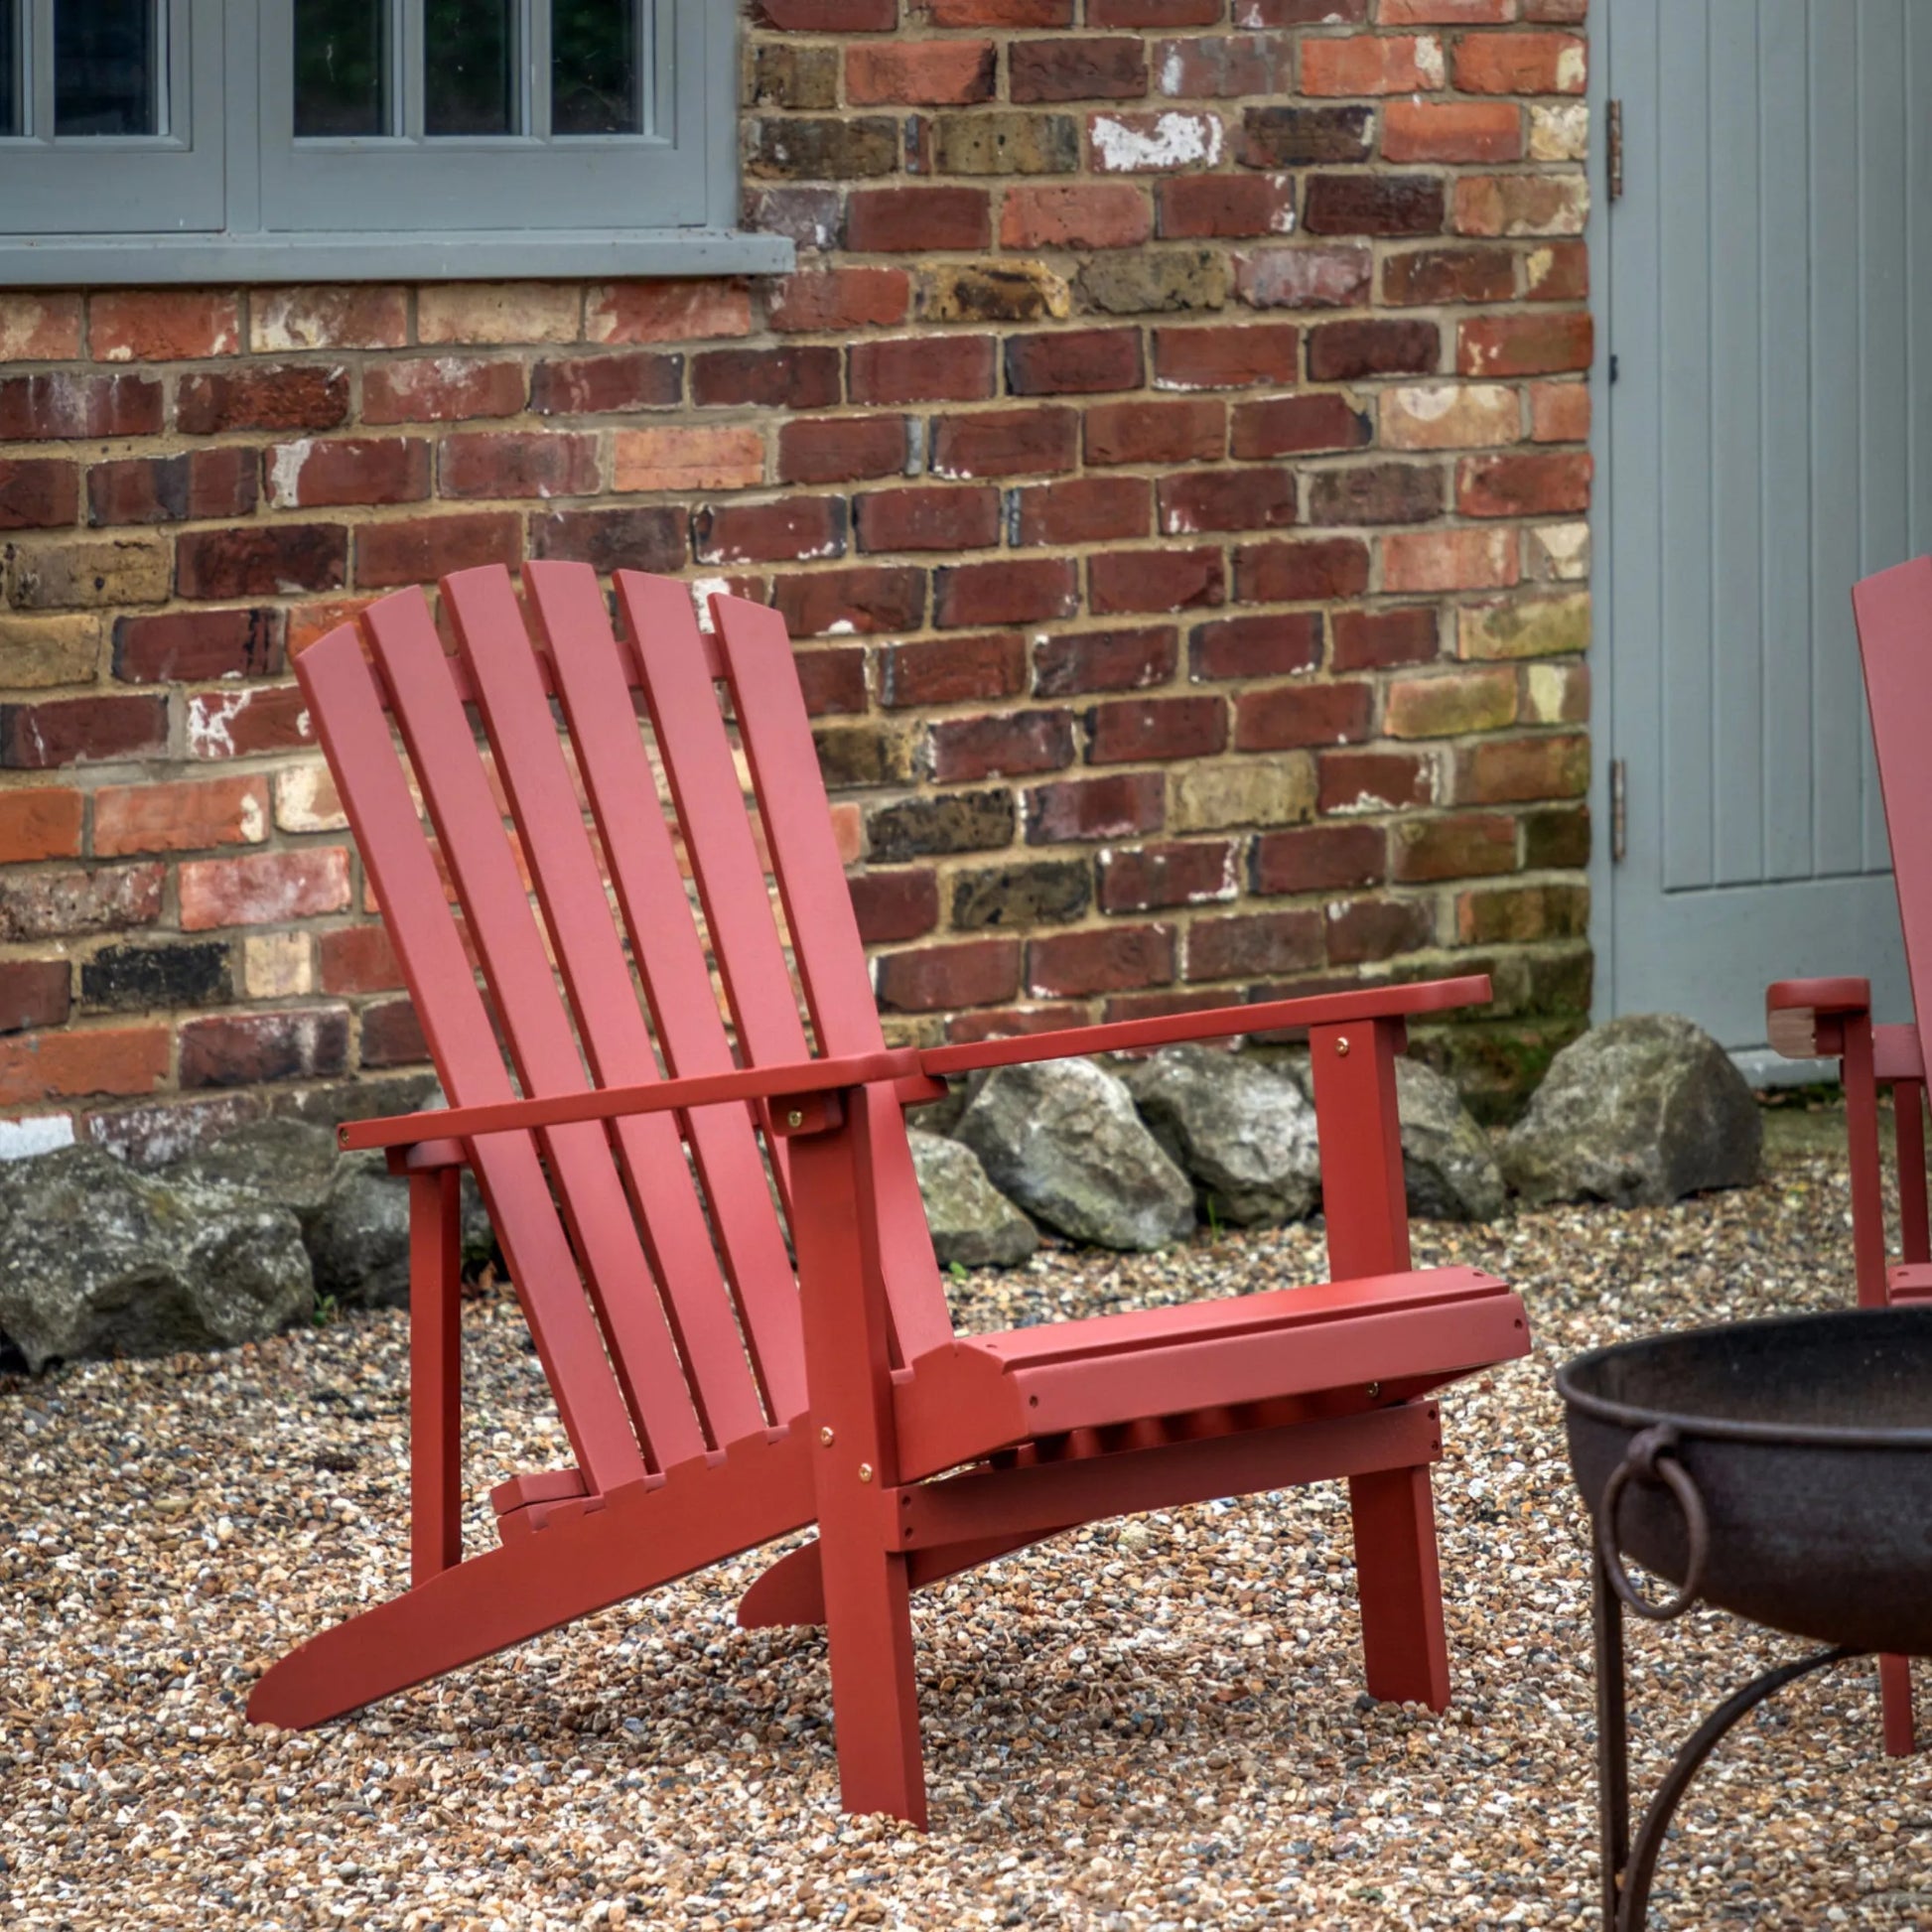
xmin=956 ymin=1057 xmax=1195 ymax=1252
xmin=162 ymin=1118 xmax=342 ymax=1233
xmin=1500 ymin=1013 xmax=1763 ymax=1207
xmin=1121 ymin=1044 xmax=1321 ymax=1227
xmin=308 ymin=1154 xmax=496 ymax=1309
xmin=1393 ymin=1055 xmax=1506 ymax=1223
xmin=0 ymin=1146 xmax=313 ymax=1371
xmin=908 ymin=1129 xmax=1037 ymax=1270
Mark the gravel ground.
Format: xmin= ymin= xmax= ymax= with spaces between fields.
xmin=6 ymin=1111 xmax=1932 ymax=1930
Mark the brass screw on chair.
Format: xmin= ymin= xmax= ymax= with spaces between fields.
xmin=819 ymin=1426 xmax=835 ymax=1447
xmin=858 ymin=1463 xmax=874 ymax=1484
xmin=786 ymin=1109 xmax=804 ymax=1129
xmin=1335 ymin=1036 xmax=1351 ymax=1056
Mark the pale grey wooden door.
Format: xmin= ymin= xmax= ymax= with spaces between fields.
xmin=1598 ymin=0 xmax=1922 ymax=1049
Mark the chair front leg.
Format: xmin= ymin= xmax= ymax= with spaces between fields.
xmin=1894 ymin=1080 xmax=1929 ymax=1268
xmin=410 ymin=1168 xmax=464 ymax=1587
xmin=782 ymin=1086 xmax=927 ymax=1826
xmin=1841 ymin=1013 xmax=1889 ymax=1309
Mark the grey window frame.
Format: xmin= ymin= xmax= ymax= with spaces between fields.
xmin=0 ymin=0 xmax=788 ymax=284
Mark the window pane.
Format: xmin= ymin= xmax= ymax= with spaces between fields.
xmin=554 ymin=0 xmax=641 ymax=137
xmin=0 ymin=4 xmax=17 ymax=138
xmin=425 ymin=0 xmax=517 ymax=137
xmin=55 ymin=0 xmax=160 ymax=137
xmin=295 ymin=0 xmax=390 ymax=138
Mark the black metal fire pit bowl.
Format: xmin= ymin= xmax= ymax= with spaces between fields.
xmin=1557 ymin=1307 xmax=1932 ymax=1932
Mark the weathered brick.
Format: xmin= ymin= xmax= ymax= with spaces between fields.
xmin=1086 ymin=694 xmax=1227 ymax=763
xmin=848 ymin=187 xmax=991 ymax=252
xmin=1084 ymin=398 xmax=1225 ymax=467
xmin=177 ymin=364 xmax=347 ymax=435
xmin=1007 ymin=328 xmax=1144 ymax=395
xmin=1307 ymin=318 xmax=1439 ymax=380
xmin=1319 ymin=749 xmax=1436 ymax=816
xmin=1380 ymin=380 xmax=1519 ymax=450
xmin=1236 ymin=104 xmax=1373 ymax=167
xmin=1032 ymin=624 xmax=1175 ymax=696
xmin=857 ymin=485 xmax=1001 ymax=553
xmin=1231 ymin=393 xmax=1372 ymax=459
xmin=923 ymin=0 xmax=1073 ymax=21
xmin=752 ymin=41 xmax=842 ymax=109
xmin=1185 ymin=908 xmax=1322 ymax=981
xmin=1385 ymin=99 xmax=1522 ymax=163
xmin=1458 ymin=311 xmax=1593 ymax=377
xmin=1160 ymin=469 xmax=1296 ymax=535
xmin=850 ymin=335 xmax=999 ymax=403
xmin=1251 ymin=822 xmax=1385 ymax=895
xmin=1523 ymin=804 xmax=1590 ymax=870
xmin=180 ymin=1008 xmax=350 ymax=1089
xmin=770 ymin=268 xmax=911 ymax=334
xmin=1458 ymin=450 xmax=1592 ymax=518
xmin=179 ymin=848 xmax=352 ymax=930
xmin=614 ymin=427 xmax=764 ymax=493
xmin=0 ymin=863 xmax=164 ymax=940
xmin=1382 ymin=526 xmax=1520 ymax=593
xmin=1089 ymin=546 xmax=1225 ymax=616
xmin=529 ymin=350 xmax=683 ymax=415
xmin=815 ymin=721 xmax=916 ymax=789
xmin=868 ymin=788 xmax=1016 ymax=861
xmin=1028 ymin=923 xmax=1173 ymax=997
xmin=1301 ymin=34 xmax=1445 ymax=94
xmin=1381 ymin=0 xmax=1512 ymax=19
xmin=1155 ymin=33 xmax=1295 ymax=99
xmin=934 ymin=556 xmax=1079 ymax=626
xmin=931 ymin=407 xmax=1079 ymax=479
xmin=1023 ymin=771 xmax=1165 ymax=843
xmin=1152 ymin=325 xmax=1300 ymax=391
xmin=1391 ymin=812 xmax=1517 ymax=883
xmin=317 ymin=924 xmax=405 ymax=996
xmin=1088 ymin=0 xmax=1219 ymax=23
xmin=1233 ymin=681 xmax=1374 ymax=751
xmin=87 ymin=448 xmax=256 ymax=527
xmin=1457 ymin=882 xmax=1589 ymax=945
xmin=1172 ymin=756 xmax=1315 ymax=832
xmin=747 ymin=115 xmax=901 ymax=180
xmin=0 ymin=787 xmax=83 ymax=864
xmin=0 ymin=1027 xmax=172 ymax=1107
xmin=1087 ymin=111 xmax=1226 ymax=174
xmin=250 ymin=286 xmax=409 ymax=352
xmin=798 ymin=649 xmax=871 ymax=719
xmin=1001 ymin=182 xmax=1152 ymax=249
xmin=696 ymin=496 xmax=847 ymax=566
xmin=530 ymin=506 xmax=689 ymax=574
xmin=0 ymin=294 xmax=82 ymax=362
xmin=263 ymin=437 xmax=431 ymax=509
xmin=1098 ymin=839 xmax=1235 ymax=912
xmin=0 ymin=958 xmax=70 ymax=1034
xmin=775 ymin=565 xmax=926 ymax=637
xmin=0 ymin=694 xmax=167 ymax=766
xmin=1457 ymin=591 xmax=1591 ymax=660
xmin=185 ymin=684 xmax=319 ymax=760
xmin=1303 ymin=174 xmax=1446 ymax=238
xmin=943 ymin=1001 xmax=1090 ymax=1042
xmin=1010 ymin=38 xmax=1148 ymax=102
xmin=1523 ymin=659 xmax=1590 ymax=726
xmin=1385 ymin=667 xmax=1518 ymax=739
xmin=242 ymin=932 xmax=314 ymax=1001
xmin=779 ymin=416 xmax=908 ymax=484
xmin=744 ymin=186 xmax=846 ymax=249
xmin=1307 ymin=462 xmax=1444 ymax=526
xmin=951 ymin=858 xmax=1092 ymax=929
xmin=850 ymin=868 xmax=941 ymax=944
xmin=90 ymin=290 xmax=239 ymax=362
xmin=928 ymin=707 xmax=1075 ymax=782
xmin=178 ymin=524 xmax=347 ymax=599
xmin=94 ymin=775 xmax=269 ymax=856
xmin=924 ymin=111 xmax=1082 ymax=177
xmin=0 ymin=459 xmax=80 ymax=531
xmin=848 ymin=39 xmax=996 ymax=104
xmin=1456 ymin=731 xmax=1589 ymax=802
xmin=1326 ymin=896 xmax=1434 ymax=964
xmin=881 ymin=630 xmax=1025 ymax=706
xmin=1453 ymin=31 xmax=1587 ymax=95
xmin=1526 ymin=517 xmax=1590 ymax=582
xmin=359 ymin=998 xmax=429 ymax=1069
xmin=418 ymin=283 xmax=580 ymax=345
xmin=691 ymin=345 xmax=842 ymax=410
xmin=1012 ymin=476 xmax=1150 ymax=547
xmin=0 ymin=614 xmax=101 ymax=687
xmin=1455 ymin=173 xmax=1589 ymax=237
xmin=273 ymin=761 xmax=349 ymax=833
xmin=877 ymin=937 xmax=1022 ymax=1011
xmin=362 ymin=357 xmax=525 ymax=424
xmin=8 ymin=535 xmax=172 ymax=611
xmin=1382 ymin=244 xmax=1516 ymax=306
xmin=1158 ymin=175 xmax=1297 ymax=240
xmin=1234 ymin=536 xmax=1370 ymax=603
xmin=1331 ymin=606 xmax=1439 ymax=671
xmin=1233 ymin=245 xmax=1373 ymax=311
xmin=1076 ymin=250 xmax=1232 ymax=322
xmin=79 ymin=941 xmax=230 ymax=1013
xmin=1189 ymin=611 xmax=1320 ymax=681
xmin=1531 ymin=379 xmax=1591 ymax=444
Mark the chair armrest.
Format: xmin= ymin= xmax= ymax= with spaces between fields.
xmin=339 ymin=1045 xmax=923 ymax=1154
xmin=1765 ymin=977 xmax=1872 ymax=1059
xmin=918 ymin=974 xmax=1492 ymax=1080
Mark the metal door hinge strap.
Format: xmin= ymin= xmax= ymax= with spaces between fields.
xmin=1610 ymin=759 xmax=1627 ymax=864
xmin=1607 ymin=99 xmax=1624 ymax=202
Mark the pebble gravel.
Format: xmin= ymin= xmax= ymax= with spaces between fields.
xmin=5 ymin=1110 xmax=1931 ymax=1929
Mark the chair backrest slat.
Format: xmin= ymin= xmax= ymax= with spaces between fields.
xmin=522 ymin=561 xmax=806 ymax=1424
xmin=365 ymin=589 xmax=708 ymax=1472
xmin=711 ymin=593 xmax=954 ymax=1363
xmin=443 ymin=567 xmax=767 ymax=1448
xmin=296 ymin=624 xmax=647 ymax=1495
xmin=1855 ymin=556 xmax=1932 ymax=1036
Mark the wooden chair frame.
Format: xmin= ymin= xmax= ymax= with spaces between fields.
xmin=247 ymin=562 xmax=1531 ymax=1824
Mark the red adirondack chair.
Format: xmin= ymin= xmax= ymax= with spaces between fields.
xmin=247 ymin=561 xmax=1532 ymax=1823
xmin=1766 ymin=553 xmax=1932 ymax=1757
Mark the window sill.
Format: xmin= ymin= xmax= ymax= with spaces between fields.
xmin=0 ymin=229 xmax=796 ymax=285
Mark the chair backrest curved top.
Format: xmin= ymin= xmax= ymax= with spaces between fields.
xmin=293 ymin=563 xmax=951 ymax=1492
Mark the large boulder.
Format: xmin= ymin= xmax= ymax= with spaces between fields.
xmin=0 ymin=1146 xmax=313 ymax=1370
xmin=162 ymin=1117 xmax=343 ymax=1232
xmin=955 ymin=1058 xmax=1195 ymax=1252
xmin=908 ymin=1130 xmax=1037 ymax=1270
xmin=1121 ymin=1044 xmax=1320 ymax=1226
xmin=1500 ymin=1013 xmax=1763 ymax=1207
xmin=1393 ymin=1055 xmax=1506 ymax=1223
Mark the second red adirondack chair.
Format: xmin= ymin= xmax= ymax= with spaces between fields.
xmin=248 ymin=561 xmax=1532 ymax=1823
xmin=1766 ymin=553 xmax=1932 ymax=1757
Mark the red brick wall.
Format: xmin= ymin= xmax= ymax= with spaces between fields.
xmin=0 ymin=0 xmax=1591 ymax=1160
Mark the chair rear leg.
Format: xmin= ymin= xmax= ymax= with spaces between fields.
xmin=819 ymin=1528 xmax=927 ymax=1826
xmin=1348 ymin=1460 xmax=1451 ymax=1713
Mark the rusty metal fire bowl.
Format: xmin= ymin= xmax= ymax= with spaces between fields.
xmin=1557 ymin=1308 xmax=1932 ymax=1932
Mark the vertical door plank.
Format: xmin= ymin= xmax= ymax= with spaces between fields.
xmin=294 ymin=620 xmax=646 ymax=1494
xmin=366 ymin=588 xmax=708 ymax=1473
xmin=443 ymin=565 xmax=766 ymax=1449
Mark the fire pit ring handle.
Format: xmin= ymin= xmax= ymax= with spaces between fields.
xmin=1597 ymin=1424 xmax=1709 ymax=1623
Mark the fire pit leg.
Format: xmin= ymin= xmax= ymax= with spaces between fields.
xmin=1595 ymin=1624 xmax=1857 ymax=1932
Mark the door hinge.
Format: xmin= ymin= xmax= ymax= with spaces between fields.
xmin=1610 ymin=759 xmax=1627 ymax=863
xmin=1607 ymin=98 xmax=1624 ymax=202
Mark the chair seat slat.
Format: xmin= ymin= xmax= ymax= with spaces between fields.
xmin=445 ymin=566 xmax=766 ymax=1449
xmin=529 ymin=561 xmax=806 ymax=1424
xmin=296 ymin=625 xmax=645 ymax=1494
xmin=366 ymin=588 xmax=706 ymax=1472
